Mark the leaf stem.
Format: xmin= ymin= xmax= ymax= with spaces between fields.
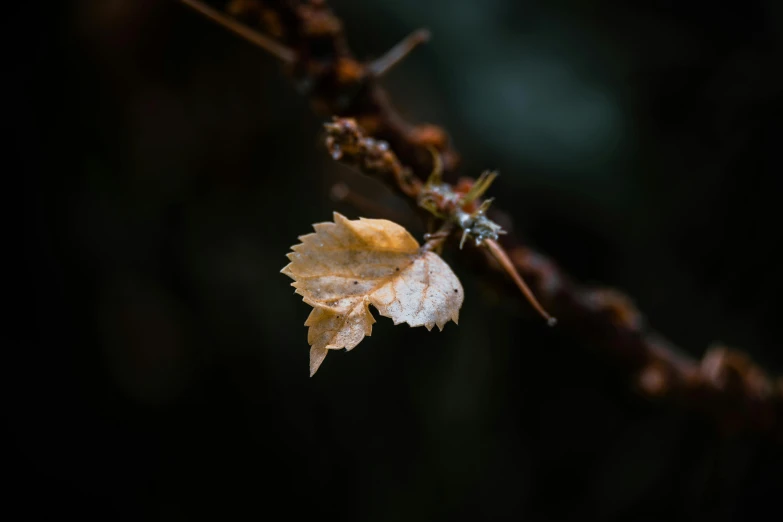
xmin=422 ymin=222 xmax=454 ymax=253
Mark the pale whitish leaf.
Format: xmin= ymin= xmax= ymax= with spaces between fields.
xmin=282 ymin=212 xmax=463 ymax=376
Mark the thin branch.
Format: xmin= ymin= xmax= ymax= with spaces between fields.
xmin=180 ymin=0 xmax=783 ymax=440
xmin=179 ymin=0 xmax=296 ymax=62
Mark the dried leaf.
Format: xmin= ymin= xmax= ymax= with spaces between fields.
xmin=282 ymin=212 xmax=463 ymax=376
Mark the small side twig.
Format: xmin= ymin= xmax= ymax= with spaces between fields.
xmin=368 ymin=28 xmax=431 ymax=77
xmin=178 ymin=0 xmax=296 ymax=62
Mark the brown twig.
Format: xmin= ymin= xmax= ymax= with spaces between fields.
xmin=181 ymin=0 xmax=460 ymax=176
xmin=484 ymin=239 xmax=557 ymax=326
xmin=368 ymin=28 xmax=431 ymax=78
xmin=178 ymin=0 xmax=783 ymax=440
xmin=179 ymin=0 xmax=296 ymax=62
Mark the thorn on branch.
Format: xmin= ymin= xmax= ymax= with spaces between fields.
xmin=368 ymin=28 xmax=431 ymax=77
xmin=484 ymin=239 xmax=557 ymax=325
xmin=460 ymin=170 xmax=498 ymax=206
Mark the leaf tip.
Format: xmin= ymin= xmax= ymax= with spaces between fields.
xmin=309 ymin=346 xmax=328 ymax=377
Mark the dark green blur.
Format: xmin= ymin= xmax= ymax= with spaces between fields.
xmin=20 ymin=0 xmax=782 ymax=520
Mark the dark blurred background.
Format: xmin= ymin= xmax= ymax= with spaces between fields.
xmin=15 ymin=0 xmax=783 ymax=520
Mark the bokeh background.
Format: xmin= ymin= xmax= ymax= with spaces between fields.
xmin=19 ymin=0 xmax=782 ymax=520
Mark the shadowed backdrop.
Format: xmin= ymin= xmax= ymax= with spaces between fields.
xmin=18 ymin=0 xmax=783 ymax=520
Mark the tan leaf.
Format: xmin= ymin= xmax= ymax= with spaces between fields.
xmin=282 ymin=212 xmax=463 ymax=376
